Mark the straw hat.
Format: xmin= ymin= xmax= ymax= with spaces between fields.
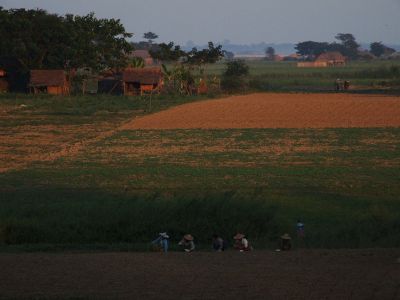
xmin=281 ymin=233 xmax=291 ymax=240
xmin=233 ymin=233 xmax=245 ymax=240
xmin=184 ymin=234 xmax=194 ymax=241
xmin=159 ymin=232 xmax=169 ymax=239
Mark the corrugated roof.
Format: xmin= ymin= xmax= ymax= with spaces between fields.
xmin=122 ymin=67 xmax=162 ymax=84
xmin=30 ymin=70 xmax=67 ymax=86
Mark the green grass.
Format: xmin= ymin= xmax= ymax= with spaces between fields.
xmin=1 ymin=128 xmax=400 ymax=250
xmin=201 ymin=60 xmax=400 ymax=91
xmin=0 ymin=93 xmax=213 ymax=117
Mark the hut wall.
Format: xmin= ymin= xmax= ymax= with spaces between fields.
xmin=297 ymin=62 xmax=328 ymax=68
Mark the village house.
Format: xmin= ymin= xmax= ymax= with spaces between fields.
xmin=315 ymin=52 xmax=346 ymax=66
xmin=297 ymin=51 xmax=346 ymax=67
xmin=29 ymin=70 xmax=71 ymax=95
xmin=122 ymin=67 xmax=163 ymax=96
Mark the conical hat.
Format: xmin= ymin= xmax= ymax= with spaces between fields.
xmin=159 ymin=232 xmax=169 ymax=239
xmin=184 ymin=234 xmax=194 ymax=241
xmin=281 ymin=233 xmax=291 ymax=240
xmin=233 ymin=233 xmax=245 ymax=240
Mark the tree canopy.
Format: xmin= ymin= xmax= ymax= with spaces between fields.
xmin=295 ymin=41 xmax=330 ymax=57
xmin=265 ymin=47 xmax=276 ymax=60
xmin=370 ymin=42 xmax=396 ymax=57
xmin=0 ymin=8 xmax=133 ymax=72
xmin=149 ymin=42 xmax=186 ymax=62
xmin=295 ymin=33 xmax=360 ymax=60
xmin=186 ymin=42 xmax=224 ymax=65
xmin=334 ymin=33 xmax=359 ymax=59
xmin=143 ymin=32 xmax=158 ymax=44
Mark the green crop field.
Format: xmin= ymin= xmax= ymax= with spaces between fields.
xmin=1 ymin=88 xmax=400 ymax=251
xmin=198 ymin=60 xmax=400 ymax=91
xmin=2 ymin=127 xmax=400 ymax=249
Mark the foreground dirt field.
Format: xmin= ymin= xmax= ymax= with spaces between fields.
xmin=124 ymin=93 xmax=400 ymax=129
xmin=0 ymin=249 xmax=399 ymax=300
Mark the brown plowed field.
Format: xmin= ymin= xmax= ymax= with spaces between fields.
xmin=123 ymin=93 xmax=400 ymax=129
xmin=1 ymin=249 xmax=399 ymax=300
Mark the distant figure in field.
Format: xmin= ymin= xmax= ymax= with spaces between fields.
xmin=335 ymin=78 xmax=342 ymax=91
xmin=344 ymin=80 xmax=350 ymax=90
xmin=151 ymin=232 xmax=170 ymax=253
xmin=178 ymin=234 xmax=195 ymax=252
xmin=212 ymin=234 xmax=226 ymax=252
xmin=280 ymin=233 xmax=292 ymax=251
xmin=233 ymin=233 xmax=252 ymax=251
xmin=296 ymin=220 xmax=305 ymax=239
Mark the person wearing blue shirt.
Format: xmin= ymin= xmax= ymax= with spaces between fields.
xmin=151 ymin=232 xmax=169 ymax=253
xmin=296 ymin=220 xmax=305 ymax=238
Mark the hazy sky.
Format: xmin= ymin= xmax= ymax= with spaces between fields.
xmin=1 ymin=0 xmax=399 ymax=45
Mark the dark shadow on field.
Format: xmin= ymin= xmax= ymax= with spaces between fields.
xmin=1 ymin=187 xmax=400 ymax=251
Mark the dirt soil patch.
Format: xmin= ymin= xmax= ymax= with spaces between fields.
xmin=0 ymin=249 xmax=399 ymax=300
xmin=123 ymin=93 xmax=400 ymax=129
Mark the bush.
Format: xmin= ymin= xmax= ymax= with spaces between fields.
xmin=223 ymin=59 xmax=249 ymax=77
xmin=221 ymin=59 xmax=249 ymax=92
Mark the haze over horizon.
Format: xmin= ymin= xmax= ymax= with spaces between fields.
xmin=1 ymin=0 xmax=399 ymax=46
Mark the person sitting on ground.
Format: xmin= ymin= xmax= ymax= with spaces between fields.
xmin=151 ymin=232 xmax=170 ymax=253
xmin=280 ymin=233 xmax=292 ymax=251
xmin=233 ymin=233 xmax=251 ymax=251
xmin=212 ymin=234 xmax=226 ymax=252
xmin=178 ymin=234 xmax=195 ymax=252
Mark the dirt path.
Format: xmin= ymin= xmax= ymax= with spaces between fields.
xmin=123 ymin=93 xmax=400 ymax=129
xmin=0 ymin=249 xmax=399 ymax=300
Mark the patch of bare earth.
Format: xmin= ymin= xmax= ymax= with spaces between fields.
xmin=0 ymin=249 xmax=399 ymax=300
xmin=123 ymin=93 xmax=400 ymax=129
xmin=0 ymin=113 xmax=131 ymax=173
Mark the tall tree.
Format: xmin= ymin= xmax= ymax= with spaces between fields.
xmin=370 ymin=42 xmax=396 ymax=57
xmin=149 ymin=42 xmax=186 ymax=62
xmin=335 ymin=33 xmax=359 ymax=59
xmin=265 ymin=47 xmax=275 ymax=60
xmin=143 ymin=32 xmax=158 ymax=44
xmin=186 ymin=42 xmax=224 ymax=76
xmin=186 ymin=42 xmax=224 ymax=65
xmin=66 ymin=12 xmax=133 ymax=71
xmin=295 ymin=41 xmax=330 ymax=57
xmin=0 ymin=8 xmax=72 ymax=70
xmin=0 ymin=8 xmax=133 ymax=72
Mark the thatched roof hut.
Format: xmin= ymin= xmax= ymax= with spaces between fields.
xmin=122 ymin=67 xmax=163 ymax=95
xmin=29 ymin=70 xmax=70 ymax=95
xmin=315 ymin=52 xmax=346 ymax=66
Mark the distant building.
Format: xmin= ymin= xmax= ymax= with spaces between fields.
xmin=29 ymin=70 xmax=71 ymax=95
xmin=122 ymin=67 xmax=163 ymax=96
xmin=315 ymin=52 xmax=346 ymax=66
xmin=297 ymin=51 xmax=346 ymax=67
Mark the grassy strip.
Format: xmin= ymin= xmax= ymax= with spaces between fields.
xmin=1 ymin=128 xmax=399 ymax=250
